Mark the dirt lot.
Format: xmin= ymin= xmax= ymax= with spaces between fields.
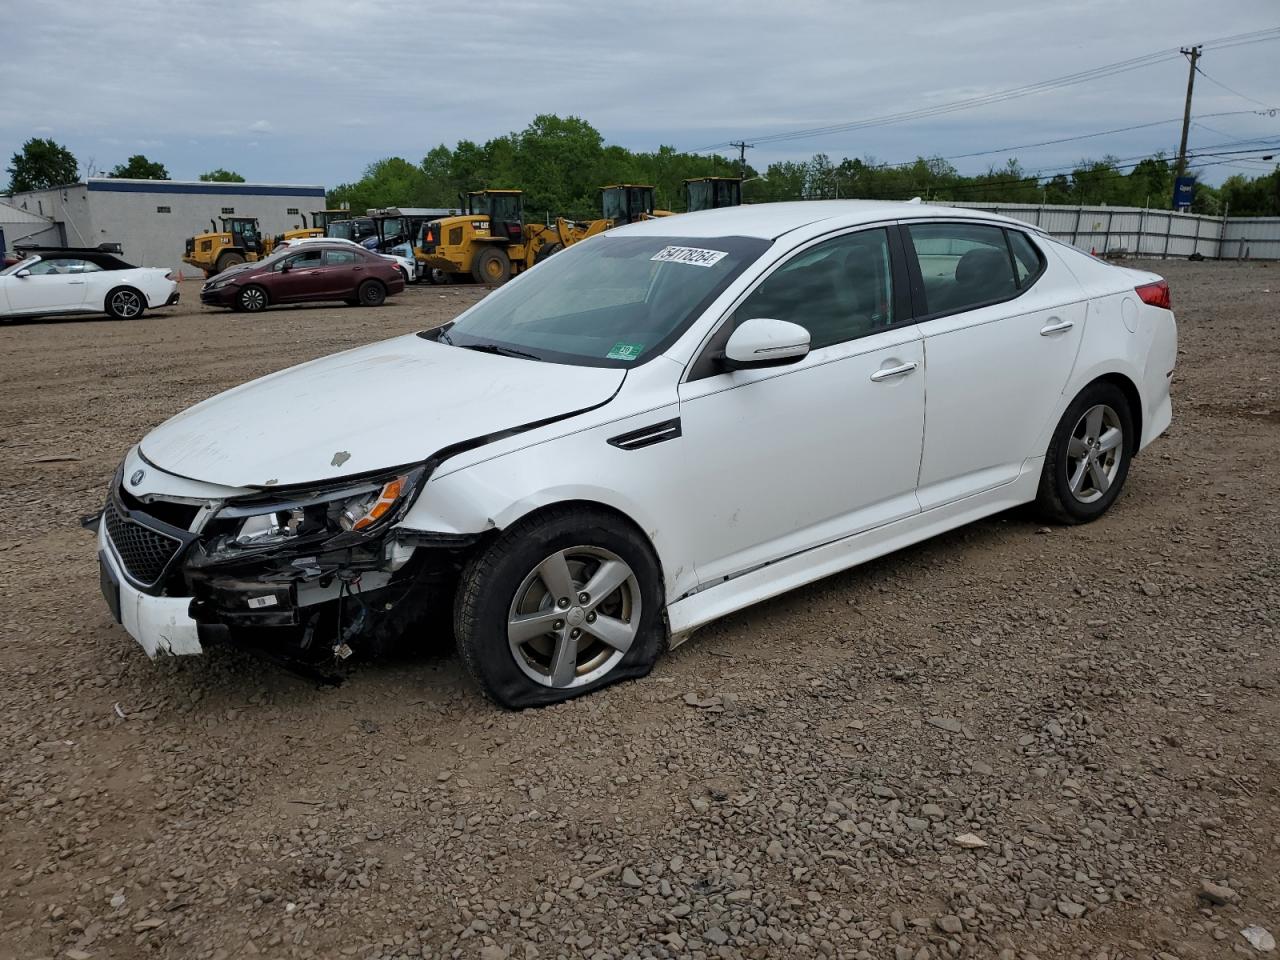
xmin=0 ymin=263 xmax=1277 ymax=960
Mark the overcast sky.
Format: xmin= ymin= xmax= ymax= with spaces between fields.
xmin=2 ymin=0 xmax=1277 ymax=189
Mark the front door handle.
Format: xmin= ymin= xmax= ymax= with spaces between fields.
xmin=870 ymin=361 xmax=918 ymax=382
xmin=68 ymin=280 xmax=86 ymax=285
xmin=1040 ymin=318 xmax=1074 ymax=336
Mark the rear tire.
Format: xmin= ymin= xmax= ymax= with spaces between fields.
xmin=471 ymin=247 xmax=512 ymax=285
xmin=237 ymin=284 xmax=268 ymax=313
xmin=454 ymin=507 xmax=665 ymax=709
xmin=1034 ymin=381 xmax=1134 ymax=524
xmin=105 ymin=286 xmax=145 ymax=320
xmin=215 ymin=252 xmax=245 ymax=275
xmin=357 ymin=279 xmax=386 ymax=306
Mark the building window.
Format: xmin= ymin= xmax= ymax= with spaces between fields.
xmin=221 ymin=207 xmax=235 ymax=214
xmin=157 ymin=205 xmax=171 ymax=213
xmin=287 ymin=207 xmax=299 ymax=215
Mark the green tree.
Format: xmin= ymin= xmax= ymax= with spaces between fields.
xmin=329 ymin=157 xmax=430 ymax=212
xmin=109 ymin=155 xmax=169 ymax=179
xmin=6 ymin=137 xmax=79 ymax=193
xmin=199 ymin=168 xmax=245 ymax=183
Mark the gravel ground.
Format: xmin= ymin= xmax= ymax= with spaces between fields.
xmin=0 ymin=262 xmax=1277 ymax=960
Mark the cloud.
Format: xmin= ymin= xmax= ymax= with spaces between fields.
xmin=0 ymin=0 xmax=1276 ymax=187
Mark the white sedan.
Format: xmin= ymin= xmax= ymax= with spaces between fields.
xmin=92 ymin=201 xmax=1176 ymax=708
xmin=0 ymin=249 xmax=178 ymax=321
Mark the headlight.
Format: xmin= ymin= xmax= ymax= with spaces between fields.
xmin=210 ymin=469 xmax=422 ymax=555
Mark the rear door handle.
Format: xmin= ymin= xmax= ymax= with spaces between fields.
xmin=68 ymin=280 xmax=85 ymax=285
xmin=870 ymin=361 xmax=918 ymax=382
xmin=1040 ymin=318 xmax=1074 ymax=336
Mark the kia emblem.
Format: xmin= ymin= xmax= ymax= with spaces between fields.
xmin=130 ymin=469 xmax=145 ymax=487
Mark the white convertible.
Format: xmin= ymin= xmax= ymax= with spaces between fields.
xmin=0 ymin=248 xmax=179 ymax=321
xmin=92 ymin=201 xmax=1176 ymax=708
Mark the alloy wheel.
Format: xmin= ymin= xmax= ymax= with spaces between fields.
xmin=1065 ymin=403 xmax=1123 ymax=503
xmin=111 ymin=290 xmax=142 ymax=318
xmin=507 ymin=546 xmax=640 ymax=688
xmin=241 ymin=288 xmax=266 ymax=311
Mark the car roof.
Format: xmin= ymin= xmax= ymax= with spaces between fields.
xmin=610 ymin=200 xmax=1039 ymax=241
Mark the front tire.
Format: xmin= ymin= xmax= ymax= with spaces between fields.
xmin=471 ymin=247 xmax=512 ymax=285
xmin=454 ymin=507 xmax=665 ymax=709
xmin=105 ymin=287 xmax=145 ymax=320
xmin=215 ymin=252 xmax=245 ymax=275
xmin=237 ymin=284 xmax=268 ymax=313
xmin=1035 ymin=381 xmax=1134 ymax=524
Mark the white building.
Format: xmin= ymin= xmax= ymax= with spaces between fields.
xmin=0 ymin=198 xmax=61 ymax=253
xmin=4 ymin=178 xmax=327 ymax=274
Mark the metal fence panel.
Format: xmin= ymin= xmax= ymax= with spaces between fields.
xmin=937 ymin=201 xmax=1280 ymax=260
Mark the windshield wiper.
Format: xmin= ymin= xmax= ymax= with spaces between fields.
xmin=453 ymin=341 xmax=542 ymax=361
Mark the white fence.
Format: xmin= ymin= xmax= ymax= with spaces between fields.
xmin=942 ymin=201 xmax=1279 ymax=260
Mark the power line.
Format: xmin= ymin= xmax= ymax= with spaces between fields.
xmin=696 ymin=26 xmax=1280 ymax=153
xmin=1194 ymin=65 xmax=1276 ymax=108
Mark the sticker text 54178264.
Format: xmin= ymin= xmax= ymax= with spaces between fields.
xmin=650 ymin=246 xmax=728 ymax=268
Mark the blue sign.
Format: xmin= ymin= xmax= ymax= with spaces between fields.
xmin=1173 ymin=176 xmax=1196 ymax=209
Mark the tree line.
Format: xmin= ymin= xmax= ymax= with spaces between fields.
xmin=6 ymin=117 xmax=1279 ymax=217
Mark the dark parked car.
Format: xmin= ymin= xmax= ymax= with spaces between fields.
xmin=200 ymin=242 xmax=405 ymax=312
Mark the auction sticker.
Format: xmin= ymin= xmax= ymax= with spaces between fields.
xmin=650 ymin=245 xmax=728 ymax=267
xmin=606 ymin=342 xmax=645 ymax=361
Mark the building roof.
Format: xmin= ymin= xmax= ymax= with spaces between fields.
xmin=614 ymin=200 xmax=1038 ymax=240
xmin=7 ymin=179 xmax=327 ymax=200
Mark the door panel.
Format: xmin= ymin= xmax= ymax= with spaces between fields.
xmin=908 ymin=226 xmax=1087 ymax=509
xmin=271 ymin=251 xmax=324 ymax=302
xmin=5 ymin=271 xmax=80 ymax=312
xmin=676 ymin=327 xmax=925 ymax=587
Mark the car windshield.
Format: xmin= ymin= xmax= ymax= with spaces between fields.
xmin=0 ymin=258 xmax=37 ymax=277
xmin=434 ymin=234 xmax=769 ymax=367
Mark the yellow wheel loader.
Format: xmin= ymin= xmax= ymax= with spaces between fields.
xmin=684 ymin=176 xmax=743 ymax=212
xmin=183 ymin=217 xmax=267 ymax=276
xmin=417 ymin=190 xmax=562 ymax=284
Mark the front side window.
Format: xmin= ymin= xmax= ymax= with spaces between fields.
xmin=907 ymin=223 xmax=1018 ymax=316
xmin=28 ymin=258 xmax=102 ymax=275
xmin=324 ymin=249 xmax=358 ymax=266
xmin=439 ymin=234 xmax=768 ymax=367
xmin=730 ymin=228 xmax=896 ymax=350
xmin=279 ymin=250 xmax=322 ymax=271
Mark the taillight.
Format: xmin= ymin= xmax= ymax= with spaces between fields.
xmin=1135 ymin=280 xmax=1170 ymax=310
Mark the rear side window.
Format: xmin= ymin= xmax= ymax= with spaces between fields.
xmin=907 ymin=223 xmax=1017 ymax=317
xmin=324 ymin=249 xmax=358 ymax=266
xmin=1007 ymin=231 xmax=1045 ymax=288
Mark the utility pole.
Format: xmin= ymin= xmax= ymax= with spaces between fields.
xmin=1175 ymin=45 xmax=1202 ymax=179
xmin=729 ymin=141 xmax=753 ymax=178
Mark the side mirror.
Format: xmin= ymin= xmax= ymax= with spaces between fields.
xmin=722 ymin=317 xmax=810 ymax=370
xmin=15 ymin=268 xmax=31 ymax=278
xmin=279 ymin=261 xmax=291 ymax=272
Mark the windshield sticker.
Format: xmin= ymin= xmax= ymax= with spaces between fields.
xmin=606 ymin=342 xmax=645 ymax=361
xmin=650 ymin=245 xmax=728 ymax=268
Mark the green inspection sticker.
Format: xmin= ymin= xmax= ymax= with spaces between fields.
xmin=606 ymin=342 xmax=644 ymax=361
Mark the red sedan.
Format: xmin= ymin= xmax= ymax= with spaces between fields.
xmin=200 ymin=242 xmax=405 ymax=312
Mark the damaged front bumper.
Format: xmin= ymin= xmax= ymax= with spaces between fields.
xmin=92 ymin=468 xmax=478 ymax=664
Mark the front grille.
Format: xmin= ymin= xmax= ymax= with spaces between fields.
xmin=118 ymin=488 xmax=200 ymax=531
xmin=104 ymin=501 xmax=182 ymax=586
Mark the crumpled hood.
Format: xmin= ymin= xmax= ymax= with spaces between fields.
xmin=140 ymin=334 xmax=625 ymax=488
